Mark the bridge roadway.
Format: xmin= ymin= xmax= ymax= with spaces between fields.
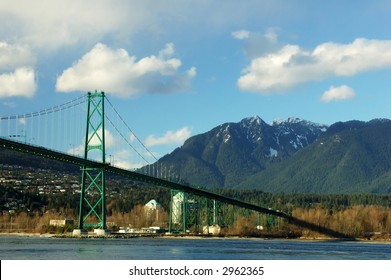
xmin=0 ymin=137 xmax=351 ymax=238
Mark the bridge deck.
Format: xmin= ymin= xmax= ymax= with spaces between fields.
xmin=0 ymin=137 xmax=352 ymax=238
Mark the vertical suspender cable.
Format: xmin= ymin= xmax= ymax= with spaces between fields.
xmin=38 ymin=111 xmax=41 ymax=145
xmin=30 ymin=113 xmax=33 ymax=144
xmin=66 ymin=102 xmax=70 ymax=154
xmin=51 ymin=106 xmax=54 ymax=149
xmin=8 ymin=116 xmax=10 ymax=138
xmin=59 ymin=106 xmax=62 ymax=151
xmin=23 ymin=114 xmax=26 ymax=143
xmin=16 ymin=115 xmax=18 ymax=139
xmin=44 ymin=109 xmax=47 ymax=147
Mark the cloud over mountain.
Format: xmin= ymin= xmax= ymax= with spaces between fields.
xmin=238 ymin=38 xmax=391 ymax=93
xmin=321 ymin=85 xmax=355 ymax=103
xmin=145 ymin=126 xmax=192 ymax=147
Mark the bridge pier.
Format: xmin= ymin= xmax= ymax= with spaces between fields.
xmin=72 ymin=229 xmax=88 ymax=237
xmin=72 ymin=229 xmax=111 ymax=237
xmin=94 ymin=229 xmax=111 ymax=236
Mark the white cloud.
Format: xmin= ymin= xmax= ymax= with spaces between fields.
xmin=109 ymin=149 xmax=134 ymax=170
xmin=2 ymin=101 xmax=16 ymax=107
xmin=0 ymin=42 xmax=35 ymax=71
xmin=89 ymin=128 xmax=117 ymax=148
xmin=56 ymin=43 xmax=196 ymax=97
xmin=159 ymin=43 xmax=175 ymax=58
xmin=232 ymin=30 xmax=250 ymax=40
xmin=233 ymin=28 xmax=281 ymax=58
xmin=264 ymin=28 xmax=278 ymax=44
xmin=238 ymin=38 xmax=391 ymax=93
xmin=18 ymin=116 xmax=26 ymax=126
xmin=187 ymin=67 xmax=197 ymax=78
xmin=0 ymin=0 xmax=131 ymax=50
xmin=321 ymin=85 xmax=355 ymax=103
xmin=68 ymin=128 xmax=117 ymax=156
xmin=0 ymin=1 xmax=291 ymax=51
xmin=145 ymin=126 xmax=192 ymax=147
xmin=0 ymin=42 xmax=37 ymax=98
xmin=0 ymin=68 xmax=36 ymax=98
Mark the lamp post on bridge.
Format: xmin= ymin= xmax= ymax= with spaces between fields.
xmin=108 ymin=154 xmax=114 ymax=166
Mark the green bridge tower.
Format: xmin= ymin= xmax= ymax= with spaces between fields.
xmin=73 ymin=91 xmax=108 ymax=236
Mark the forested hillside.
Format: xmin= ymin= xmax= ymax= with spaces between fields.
xmin=155 ymin=118 xmax=391 ymax=193
xmin=239 ymin=119 xmax=391 ymax=193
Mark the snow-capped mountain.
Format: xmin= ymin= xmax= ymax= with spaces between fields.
xmin=272 ymin=117 xmax=328 ymax=152
xmin=156 ymin=115 xmax=328 ymax=188
xmin=238 ymin=118 xmax=391 ymax=193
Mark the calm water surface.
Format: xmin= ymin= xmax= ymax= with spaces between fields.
xmin=0 ymin=236 xmax=390 ymax=260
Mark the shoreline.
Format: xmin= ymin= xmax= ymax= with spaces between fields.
xmin=1 ymin=231 xmax=390 ymax=244
xmin=0 ymin=232 xmax=56 ymax=237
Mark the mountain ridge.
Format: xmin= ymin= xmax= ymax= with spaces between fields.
xmin=237 ymin=119 xmax=391 ymax=193
xmin=158 ymin=115 xmax=329 ymax=189
xmin=156 ymin=116 xmax=391 ymax=194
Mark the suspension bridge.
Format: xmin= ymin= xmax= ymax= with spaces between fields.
xmin=0 ymin=91 xmax=349 ymax=238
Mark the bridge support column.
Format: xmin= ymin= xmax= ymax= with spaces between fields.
xmin=77 ymin=91 xmax=108 ymax=231
xmin=169 ymin=190 xmax=200 ymax=234
xmin=202 ymin=198 xmax=221 ymax=235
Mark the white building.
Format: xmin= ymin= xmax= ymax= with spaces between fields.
xmin=49 ymin=219 xmax=74 ymax=227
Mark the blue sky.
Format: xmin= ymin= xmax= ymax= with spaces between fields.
xmin=2 ymin=0 xmax=391 ymax=158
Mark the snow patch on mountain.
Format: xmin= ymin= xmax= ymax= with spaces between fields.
xmin=268 ymin=148 xmax=278 ymax=157
xmin=209 ymin=115 xmax=328 ymax=157
xmin=273 ymin=117 xmax=327 ymax=131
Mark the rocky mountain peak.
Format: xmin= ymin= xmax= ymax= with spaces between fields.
xmin=241 ymin=115 xmax=264 ymax=127
xmin=273 ymin=117 xmax=327 ymax=130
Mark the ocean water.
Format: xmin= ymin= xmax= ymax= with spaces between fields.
xmin=0 ymin=235 xmax=390 ymax=260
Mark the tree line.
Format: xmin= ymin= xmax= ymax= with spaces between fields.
xmin=2 ymin=184 xmax=391 ymax=238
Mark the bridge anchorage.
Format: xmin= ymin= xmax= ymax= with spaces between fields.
xmin=0 ymin=91 xmax=351 ymax=239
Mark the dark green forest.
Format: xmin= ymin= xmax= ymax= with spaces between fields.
xmin=3 ymin=182 xmax=391 ymax=215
